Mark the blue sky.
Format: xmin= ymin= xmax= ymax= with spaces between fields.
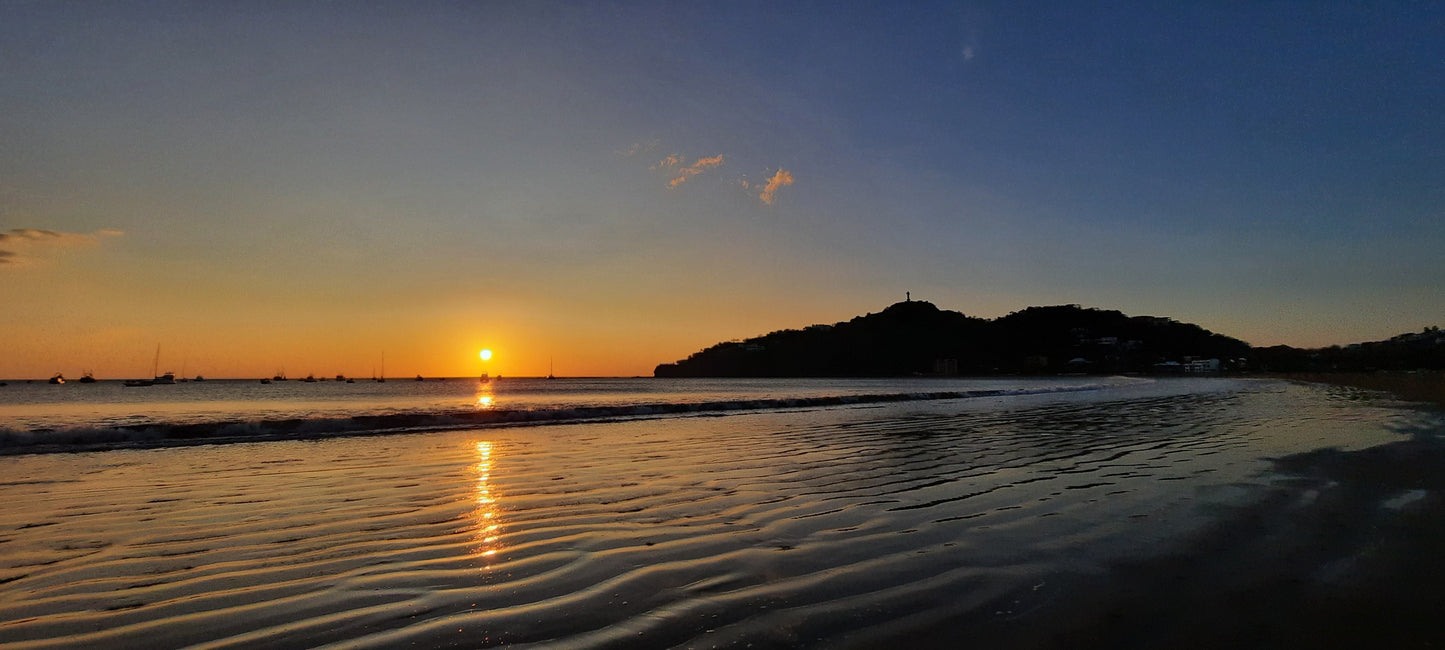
xmin=2 ymin=1 xmax=1442 ymax=377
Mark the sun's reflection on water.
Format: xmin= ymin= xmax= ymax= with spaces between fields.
xmin=475 ymin=382 xmax=495 ymax=409
xmin=472 ymin=440 xmax=503 ymax=562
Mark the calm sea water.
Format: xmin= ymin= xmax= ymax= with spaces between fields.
xmin=1 ymin=377 xmax=1442 ymax=647
xmin=0 ymin=376 xmax=1130 ymax=452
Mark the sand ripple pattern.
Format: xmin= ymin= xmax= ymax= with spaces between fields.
xmin=0 ymin=379 xmax=1415 ymax=648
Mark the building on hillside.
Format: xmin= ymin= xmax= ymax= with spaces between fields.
xmin=1186 ymin=358 xmax=1221 ymax=373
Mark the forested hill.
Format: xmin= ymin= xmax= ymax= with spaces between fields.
xmin=653 ymin=300 xmax=1252 ymax=377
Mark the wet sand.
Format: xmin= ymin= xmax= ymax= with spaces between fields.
xmin=1 ymin=379 xmax=1440 ymax=648
xmin=936 ymin=429 xmax=1445 ymax=649
xmin=1278 ymin=371 xmax=1445 ymax=408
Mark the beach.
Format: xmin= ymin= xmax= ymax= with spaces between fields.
xmin=1279 ymin=371 xmax=1445 ymax=408
xmin=1 ymin=377 xmax=1442 ymax=648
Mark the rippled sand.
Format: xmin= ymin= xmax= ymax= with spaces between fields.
xmin=1 ymin=379 xmax=1440 ymax=648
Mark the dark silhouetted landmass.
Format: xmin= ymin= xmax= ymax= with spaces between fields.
xmin=654 ymin=301 xmax=1252 ymax=377
xmin=1252 ymin=327 xmax=1445 ymax=373
xmin=657 ymin=301 xmax=1445 ymax=378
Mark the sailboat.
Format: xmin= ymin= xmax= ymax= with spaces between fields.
xmin=126 ymin=345 xmax=174 ymax=386
xmin=375 ymin=353 xmax=386 ymax=383
xmin=546 ymin=357 xmax=556 ymax=380
xmin=150 ymin=345 xmax=175 ymax=384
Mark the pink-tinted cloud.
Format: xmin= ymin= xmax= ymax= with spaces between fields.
xmin=758 ymin=168 xmax=795 ymax=205
xmin=0 ymin=228 xmax=123 ymax=267
xmin=668 ymin=155 xmax=725 ymax=187
xmin=651 ymin=154 xmax=682 ymax=170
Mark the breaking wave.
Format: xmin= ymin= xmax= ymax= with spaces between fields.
xmin=0 ymin=383 xmax=1114 ymax=454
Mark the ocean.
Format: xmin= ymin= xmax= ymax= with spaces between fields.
xmin=1 ymin=376 xmax=1442 ymax=647
xmin=0 ymin=376 xmax=1128 ymax=453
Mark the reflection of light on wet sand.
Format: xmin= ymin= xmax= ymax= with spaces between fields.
xmin=472 ymin=441 xmax=502 ymax=560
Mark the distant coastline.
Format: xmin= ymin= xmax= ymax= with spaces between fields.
xmin=655 ymin=300 xmax=1444 ymax=379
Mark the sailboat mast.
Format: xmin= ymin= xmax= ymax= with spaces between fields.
xmin=153 ymin=344 xmax=160 ymax=378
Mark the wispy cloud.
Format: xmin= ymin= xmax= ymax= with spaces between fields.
xmin=619 ymin=139 xmax=659 ymax=157
xmin=628 ymin=143 xmax=793 ymax=205
xmin=0 ymin=228 xmax=123 ymax=267
xmin=668 ymin=155 xmax=725 ymax=187
xmin=758 ymin=168 xmax=795 ymax=205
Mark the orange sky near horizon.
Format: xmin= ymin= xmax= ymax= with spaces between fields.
xmin=3 ymin=250 xmax=1431 ymax=380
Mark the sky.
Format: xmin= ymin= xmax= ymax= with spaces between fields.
xmin=2 ymin=1 xmax=1442 ymax=379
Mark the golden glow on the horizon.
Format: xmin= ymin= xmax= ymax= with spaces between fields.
xmin=472 ymin=440 xmax=502 ymax=562
xmin=479 ymin=349 xmax=492 ymax=361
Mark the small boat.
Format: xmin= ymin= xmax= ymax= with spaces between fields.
xmin=302 ymin=374 xmax=317 ymax=383
xmin=194 ymin=375 xmax=205 ymax=382
xmin=415 ymin=374 xmax=424 ymax=381
xmin=78 ymin=371 xmax=97 ymax=384
xmin=260 ymin=378 xmax=272 ymax=384
xmin=273 ymin=370 xmax=287 ymax=381
xmin=335 ymin=374 xmax=346 ymax=382
xmin=546 ymin=357 xmax=556 ymax=380
xmin=48 ymin=373 xmax=65 ymax=384
xmin=345 ymin=378 xmax=355 ymax=383
xmin=138 ymin=345 xmax=176 ymax=385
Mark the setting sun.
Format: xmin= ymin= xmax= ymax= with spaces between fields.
xmin=479 ymin=349 xmax=493 ymax=361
